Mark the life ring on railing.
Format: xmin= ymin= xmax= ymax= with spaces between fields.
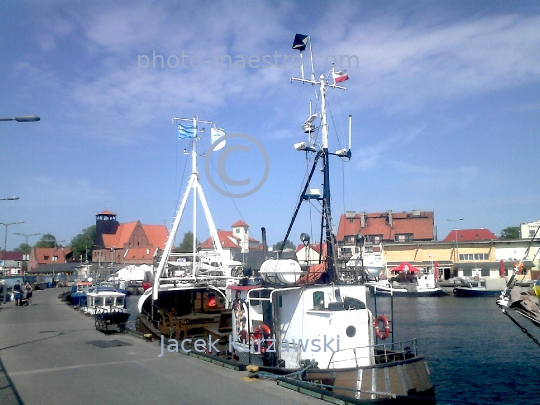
xmin=252 ymin=324 xmax=272 ymax=353
xmin=373 ymin=315 xmax=390 ymax=340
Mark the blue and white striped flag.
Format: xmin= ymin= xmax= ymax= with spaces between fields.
xmin=178 ymin=124 xmax=196 ymax=139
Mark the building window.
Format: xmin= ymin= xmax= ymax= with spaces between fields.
xmin=459 ymin=253 xmax=489 ymax=261
xmin=365 ymin=246 xmax=373 ymax=253
xmin=235 ymin=229 xmax=240 ymax=233
xmin=529 ymin=229 xmax=537 ymax=237
xmin=463 ymin=269 xmax=472 ymax=277
xmin=481 ymin=268 xmax=490 ymax=276
xmin=394 ymin=234 xmax=413 ymax=242
xmin=53 ymin=256 xmax=58 ymax=262
xmin=341 ymin=248 xmax=352 ymax=255
xmin=366 ymin=235 xmax=383 ymax=244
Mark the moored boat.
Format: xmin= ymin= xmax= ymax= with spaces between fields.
xmin=218 ymin=34 xmax=435 ymax=402
xmin=369 ymin=262 xmax=444 ymax=297
xmin=136 ymin=115 xmax=242 ymax=339
xmin=453 ymin=278 xmax=503 ymax=297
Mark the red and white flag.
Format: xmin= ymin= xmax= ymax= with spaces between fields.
xmin=332 ymin=70 xmax=349 ymax=83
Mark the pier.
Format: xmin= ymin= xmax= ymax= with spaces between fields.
xmin=0 ymin=288 xmax=326 ymax=405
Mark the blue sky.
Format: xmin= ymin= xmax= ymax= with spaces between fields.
xmin=1 ymin=0 xmax=540 ymax=251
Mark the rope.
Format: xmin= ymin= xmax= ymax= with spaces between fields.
xmin=498 ymin=304 xmax=540 ymax=348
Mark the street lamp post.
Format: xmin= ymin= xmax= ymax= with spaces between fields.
xmin=0 ymin=221 xmax=24 ymax=303
xmin=14 ymin=232 xmax=41 ymax=246
xmin=447 ymin=218 xmax=464 ymax=263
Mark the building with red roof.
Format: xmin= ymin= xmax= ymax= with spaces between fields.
xmin=337 ymin=210 xmax=435 ymax=261
xmin=92 ymin=210 xmax=168 ymax=265
xmin=442 ymin=228 xmax=498 ymax=242
xmin=199 ymin=220 xmax=261 ymax=261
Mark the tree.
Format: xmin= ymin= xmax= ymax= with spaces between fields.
xmin=70 ymin=225 xmax=96 ymax=262
xmin=14 ymin=243 xmax=31 ymax=255
xmin=272 ymin=239 xmax=295 ymax=251
xmin=500 ymin=226 xmax=520 ymax=240
xmin=34 ymin=233 xmax=57 ymax=248
xmin=174 ymin=231 xmax=200 ymax=253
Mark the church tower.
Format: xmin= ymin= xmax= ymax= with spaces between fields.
xmin=94 ymin=210 xmax=120 ymax=249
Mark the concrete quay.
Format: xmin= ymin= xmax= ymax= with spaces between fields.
xmin=0 ymin=288 xmax=326 ymax=405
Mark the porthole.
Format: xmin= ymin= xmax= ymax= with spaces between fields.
xmin=346 ymin=325 xmax=356 ymax=337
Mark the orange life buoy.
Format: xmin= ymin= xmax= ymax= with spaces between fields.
xmin=373 ymin=315 xmax=390 ymax=340
xmin=252 ymin=324 xmax=271 ymax=353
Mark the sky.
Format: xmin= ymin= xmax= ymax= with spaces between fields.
xmin=1 ymin=0 xmax=540 ymax=251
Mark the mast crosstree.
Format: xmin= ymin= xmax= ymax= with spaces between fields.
xmin=281 ymin=34 xmax=352 ymax=283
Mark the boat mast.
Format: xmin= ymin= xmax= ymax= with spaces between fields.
xmin=152 ymin=116 xmax=227 ymax=301
xmin=284 ymin=34 xmax=350 ymax=282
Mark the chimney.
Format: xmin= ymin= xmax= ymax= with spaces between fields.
xmin=360 ymin=212 xmax=366 ymax=228
xmin=387 ymin=209 xmax=393 ymax=227
xmin=261 ymin=227 xmax=268 ymax=260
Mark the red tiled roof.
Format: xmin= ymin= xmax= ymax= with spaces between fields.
xmin=103 ymin=221 xmax=137 ymax=248
xmin=122 ymin=247 xmax=160 ymax=260
xmin=2 ymin=251 xmax=23 ymax=260
xmin=32 ymin=247 xmax=72 ymax=264
xmin=443 ymin=228 xmax=497 ymax=242
xmin=97 ymin=210 xmax=116 ymax=216
xmin=102 ymin=221 xmax=168 ymax=250
xmin=199 ymin=230 xmax=241 ymax=249
xmin=142 ymin=224 xmax=169 ymax=249
xmin=296 ymin=243 xmax=323 ymax=253
xmin=337 ymin=211 xmax=434 ymax=241
xmin=231 ymin=220 xmax=249 ymax=228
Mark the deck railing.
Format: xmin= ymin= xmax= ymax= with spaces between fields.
xmin=327 ymin=339 xmax=418 ymax=368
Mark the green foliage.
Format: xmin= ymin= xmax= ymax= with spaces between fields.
xmin=14 ymin=243 xmax=31 ymax=255
xmin=174 ymin=231 xmax=200 ymax=253
xmin=70 ymin=226 xmax=96 ymax=262
xmin=272 ymin=239 xmax=295 ymax=251
xmin=500 ymin=226 xmax=520 ymax=240
xmin=34 ymin=233 xmax=57 ymax=248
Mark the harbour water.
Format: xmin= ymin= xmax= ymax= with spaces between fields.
xmin=369 ymin=295 xmax=540 ymax=405
xmin=126 ymin=293 xmax=540 ymax=404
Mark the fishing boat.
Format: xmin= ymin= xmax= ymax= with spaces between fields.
xmin=65 ymin=281 xmax=94 ymax=307
xmin=136 ymin=116 xmax=242 ymax=339
xmin=83 ymin=286 xmax=130 ymax=333
xmin=452 ymin=278 xmax=502 ymax=297
xmin=221 ymin=34 xmax=435 ymax=403
xmin=369 ymin=263 xmax=445 ymax=297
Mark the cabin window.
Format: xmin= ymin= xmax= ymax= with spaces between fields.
xmin=313 ymin=291 xmax=324 ymax=310
xmin=105 ymin=297 xmax=113 ymax=306
xmin=116 ymin=297 xmax=124 ymax=306
xmin=95 ymin=297 xmax=103 ymax=306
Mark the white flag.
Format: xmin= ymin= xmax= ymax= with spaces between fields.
xmin=211 ymin=127 xmax=226 ymax=151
